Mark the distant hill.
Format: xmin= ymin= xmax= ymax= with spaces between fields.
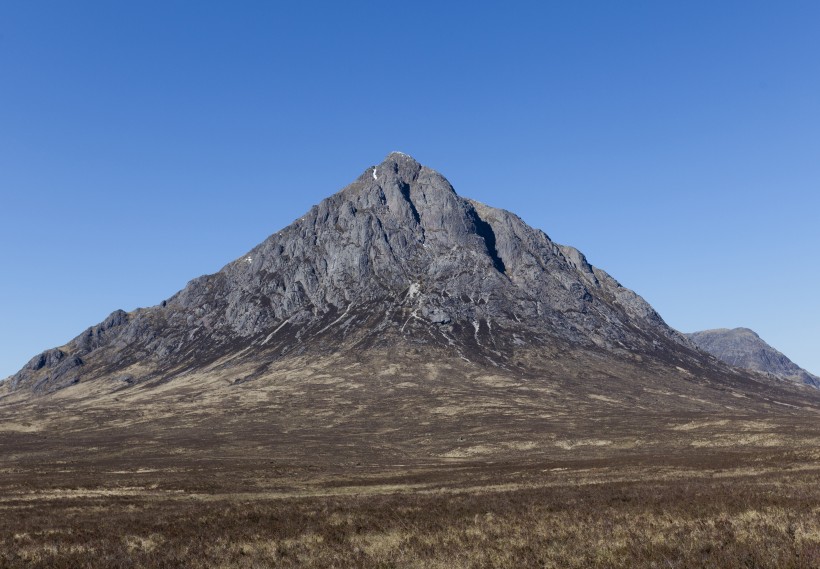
xmin=687 ymin=328 xmax=819 ymax=388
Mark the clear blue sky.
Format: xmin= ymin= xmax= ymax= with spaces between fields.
xmin=1 ymin=1 xmax=818 ymax=379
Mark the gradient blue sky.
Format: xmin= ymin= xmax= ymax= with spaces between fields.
xmin=1 ymin=1 xmax=818 ymax=379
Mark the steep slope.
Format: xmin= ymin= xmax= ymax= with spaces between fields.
xmin=1 ymin=152 xmax=798 ymax=410
xmin=7 ymin=152 xmax=702 ymax=394
xmin=687 ymin=328 xmax=820 ymax=388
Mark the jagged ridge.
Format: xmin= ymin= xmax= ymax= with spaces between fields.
xmin=11 ymin=153 xmax=699 ymax=393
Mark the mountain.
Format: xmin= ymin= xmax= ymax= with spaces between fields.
xmin=7 ymin=152 xmax=696 ymax=393
xmin=3 ymin=152 xmax=815 ymax=428
xmin=3 ymin=151 xmax=819 ymax=473
xmin=687 ymin=328 xmax=820 ymax=388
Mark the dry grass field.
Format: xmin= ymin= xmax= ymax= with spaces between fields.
xmin=3 ymin=351 xmax=820 ymax=567
xmin=3 ymin=449 xmax=820 ymax=568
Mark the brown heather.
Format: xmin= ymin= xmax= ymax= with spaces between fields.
xmin=4 ymin=465 xmax=820 ymax=568
xmin=3 ymin=419 xmax=820 ymax=568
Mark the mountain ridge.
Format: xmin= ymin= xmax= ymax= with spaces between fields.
xmin=686 ymin=327 xmax=820 ymax=388
xmin=8 ymin=152 xmax=702 ymax=395
xmin=3 ymin=152 xmax=805 ymax=411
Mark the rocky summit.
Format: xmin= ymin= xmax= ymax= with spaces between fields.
xmin=687 ymin=328 xmax=820 ymax=388
xmin=8 ymin=152 xmax=709 ymax=394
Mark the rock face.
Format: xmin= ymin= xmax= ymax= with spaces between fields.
xmin=11 ymin=152 xmax=706 ymax=393
xmin=687 ymin=328 xmax=819 ymax=388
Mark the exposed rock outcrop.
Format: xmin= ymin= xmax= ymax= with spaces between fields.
xmin=10 ymin=153 xmax=709 ymax=393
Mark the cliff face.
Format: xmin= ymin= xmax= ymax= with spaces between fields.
xmin=10 ymin=153 xmax=703 ymax=393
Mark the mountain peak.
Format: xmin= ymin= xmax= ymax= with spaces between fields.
xmin=371 ymin=151 xmax=421 ymax=172
xmin=10 ymin=154 xmax=694 ymax=394
xmin=386 ymin=150 xmax=417 ymax=161
xmin=687 ymin=328 xmax=819 ymax=388
xmin=697 ymin=327 xmax=760 ymax=338
xmin=732 ymin=327 xmax=760 ymax=337
xmin=369 ymin=151 xmax=423 ymax=185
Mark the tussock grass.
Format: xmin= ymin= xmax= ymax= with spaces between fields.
xmin=3 ymin=468 xmax=820 ymax=568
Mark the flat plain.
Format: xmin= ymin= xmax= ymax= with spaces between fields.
xmin=3 ymin=351 xmax=820 ymax=568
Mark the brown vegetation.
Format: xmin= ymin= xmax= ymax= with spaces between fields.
xmin=3 ymin=351 xmax=820 ymax=567
xmin=3 ymin=447 xmax=820 ymax=568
